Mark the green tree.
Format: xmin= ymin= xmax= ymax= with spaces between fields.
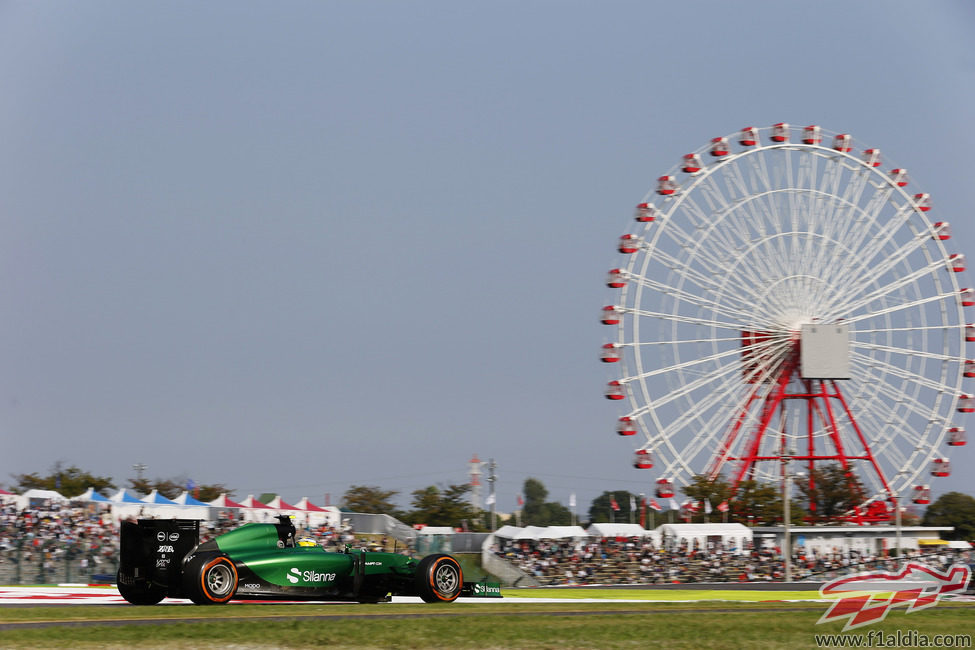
xmin=126 ymin=476 xmax=229 ymax=501
xmin=193 ymin=483 xmax=230 ymax=503
xmin=11 ymin=462 xmax=115 ymax=498
xmin=730 ymin=479 xmax=799 ymax=526
xmin=521 ymin=478 xmax=571 ymax=526
xmin=341 ymin=485 xmax=401 ymax=516
xmin=921 ymin=491 xmax=975 ymax=540
xmin=797 ymin=464 xmax=865 ymax=523
xmin=588 ymin=491 xmax=638 ymax=524
xmin=404 ymin=483 xmax=482 ymax=530
xmin=674 ymin=475 xmax=734 ymax=523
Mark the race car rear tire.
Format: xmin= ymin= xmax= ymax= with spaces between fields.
xmin=415 ymin=554 xmax=463 ymax=603
xmin=116 ymin=570 xmax=166 ymax=605
xmin=184 ymin=555 xmax=238 ymax=605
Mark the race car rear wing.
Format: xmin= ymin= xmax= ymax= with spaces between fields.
xmin=118 ymin=519 xmax=200 ymax=596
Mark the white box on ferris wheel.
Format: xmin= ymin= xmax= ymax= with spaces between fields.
xmin=800 ymin=323 xmax=850 ymax=379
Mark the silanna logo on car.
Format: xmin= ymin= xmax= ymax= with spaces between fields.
xmin=286 ymin=567 xmax=337 ymax=584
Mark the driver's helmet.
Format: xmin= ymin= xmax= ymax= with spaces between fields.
xmin=296 ymin=537 xmax=318 ymax=547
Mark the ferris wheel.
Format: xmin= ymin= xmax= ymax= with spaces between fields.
xmin=602 ymin=123 xmax=971 ymax=522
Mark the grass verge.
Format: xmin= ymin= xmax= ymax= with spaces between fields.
xmin=0 ymin=599 xmax=973 ymax=649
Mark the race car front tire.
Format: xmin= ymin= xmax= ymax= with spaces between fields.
xmin=183 ymin=555 xmax=238 ymax=605
xmin=415 ymin=554 xmax=463 ymax=603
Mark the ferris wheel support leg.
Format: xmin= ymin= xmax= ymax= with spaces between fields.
xmin=815 ymin=380 xmax=867 ymax=525
xmin=805 ymin=383 xmax=818 ymax=511
xmin=708 ymin=385 xmax=763 ymax=481
xmin=730 ymin=359 xmax=796 ymax=493
xmin=829 ymin=381 xmax=894 ymax=505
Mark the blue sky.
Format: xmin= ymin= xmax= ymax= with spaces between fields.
xmin=2 ymin=1 xmax=974 ymax=514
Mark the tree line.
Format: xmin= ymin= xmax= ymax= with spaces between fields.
xmin=8 ymin=463 xmax=975 ymax=539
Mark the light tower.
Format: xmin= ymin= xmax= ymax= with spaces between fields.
xmin=469 ymin=454 xmax=483 ymax=511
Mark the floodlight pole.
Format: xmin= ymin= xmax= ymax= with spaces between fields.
xmin=782 ymin=453 xmax=793 ymax=583
xmin=133 ymin=463 xmax=147 ymax=482
xmin=895 ymin=492 xmax=902 ymax=562
xmin=487 ymin=458 xmax=497 ymax=532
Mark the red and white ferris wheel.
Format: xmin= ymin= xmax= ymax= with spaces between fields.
xmin=602 ymin=123 xmax=971 ymax=522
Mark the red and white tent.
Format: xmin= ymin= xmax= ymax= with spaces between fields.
xmin=207 ymin=493 xmax=246 ymax=509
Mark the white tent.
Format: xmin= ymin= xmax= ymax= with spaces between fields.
xmin=293 ymin=497 xmax=341 ymax=529
xmin=538 ymin=525 xmax=590 ymax=540
xmin=515 ymin=525 xmax=548 ymax=540
xmin=417 ymin=526 xmax=455 ymax=535
xmin=16 ymin=488 xmax=67 ymax=509
xmin=238 ymin=495 xmax=278 ymax=522
xmin=492 ymin=525 xmax=524 ymax=539
xmin=586 ymin=523 xmax=651 ymax=539
xmin=657 ymin=523 xmax=752 ymax=554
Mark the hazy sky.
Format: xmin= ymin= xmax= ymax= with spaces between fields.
xmin=2 ymin=1 xmax=974 ymax=514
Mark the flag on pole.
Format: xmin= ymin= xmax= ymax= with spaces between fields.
xmin=649 ymin=498 xmax=663 ymax=512
xmin=517 ymin=495 xmax=524 ymax=506
xmin=610 ymin=497 xmax=620 ymax=511
xmin=704 ymin=498 xmax=713 ymax=515
xmin=669 ymin=498 xmax=679 ymax=511
xmin=629 ymin=495 xmax=636 ymax=512
xmin=569 ymin=493 xmax=576 ymax=508
xmin=485 ymin=493 xmax=495 ymax=505
xmin=717 ymin=500 xmax=729 ymax=512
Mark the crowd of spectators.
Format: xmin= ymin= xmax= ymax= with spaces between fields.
xmin=492 ymin=535 xmax=973 ymax=585
xmin=0 ymin=501 xmax=120 ymax=584
xmin=0 ymin=500 xmax=387 ymax=585
xmin=3 ymin=497 xmax=969 ymax=588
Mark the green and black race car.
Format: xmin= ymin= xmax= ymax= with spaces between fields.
xmin=116 ymin=516 xmax=501 ymax=605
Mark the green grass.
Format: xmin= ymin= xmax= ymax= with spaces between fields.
xmin=0 ymin=600 xmax=972 ymax=649
xmin=507 ymin=587 xmax=827 ymax=602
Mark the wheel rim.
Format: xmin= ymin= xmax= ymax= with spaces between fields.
xmin=434 ymin=563 xmax=459 ymax=595
xmin=205 ymin=562 xmax=234 ymax=597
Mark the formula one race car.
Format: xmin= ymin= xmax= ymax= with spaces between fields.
xmin=117 ymin=516 xmax=501 ymax=605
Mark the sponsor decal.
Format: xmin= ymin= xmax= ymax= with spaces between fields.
xmin=156 ymin=532 xmax=166 ymax=542
xmin=157 ymin=545 xmax=175 ymax=553
xmin=168 ymin=532 xmax=179 ymax=542
xmin=286 ymin=567 xmax=337 ymax=584
xmin=243 ymin=583 xmax=261 ymax=590
xmin=817 ymin=561 xmax=971 ymax=631
xmin=472 ymin=583 xmax=502 ymax=596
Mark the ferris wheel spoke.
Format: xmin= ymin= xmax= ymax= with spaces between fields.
xmin=847 ymin=361 xmax=948 ymax=431
xmin=839 ymin=285 xmax=955 ymax=325
xmin=830 ymin=224 xmax=936 ymax=305
xmin=851 ymin=343 xmax=961 ymax=370
xmin=621 ymin=341 xmax=769 ymax=385
xmin=637 ymin=246 xmax=723 ymax=291
xmin=627 ymin=272 xmax=778 ymax=326
xmin=652 ymin=377 xmax=765 ymax=477
xmin=828 ymin=255 xmax=948 ymax=320
xmin=853 ymin=324 xmax=960 ymax=335
xmin=626 ymin=308 xmax=755 ymax=332
xmin=825 ymin=203 xmax=925 ymax=301
xmin=849 ymin=352 xmax=957 ymax=401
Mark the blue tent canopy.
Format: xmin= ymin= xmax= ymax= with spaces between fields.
xmin=141 ymin=489 xmax=179 ymax=505
xmin=173 ymin=491 xmax=209 ymax=506
xmin=78 ymin=487 xmax=112 ymax=503
xmin=110 ymin=488 xmax=145 ymax=504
